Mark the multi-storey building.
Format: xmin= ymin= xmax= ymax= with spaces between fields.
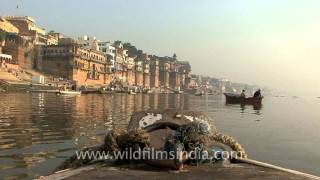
xmin=0 ymin=17 xmax=19 ymax=34
xmin=39 ymin=39 xmax=112 ymax=86
xmin=98 ymin=41 xmax=116 ymax=71
xmin=4 ymin=16 xmax=47 ymax=45
xmin=135 ymin=60 xmax=143 ymax=86
xmin=149 ymin=57 xmax=159 ymax=88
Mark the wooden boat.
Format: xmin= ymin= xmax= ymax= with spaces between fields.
xmin=195 ymin=89 xmax=204 ymax=96
xmin=142 ymin=89 xmax=152 ymax=94
xmin=41 ymin=110 xmax=320 ymax=180
xmin=224 ymin=93 xmax=262 ymax=104
xmin=174 ymin=90 xmax=184 ymax=94
xmin=100 ymin=90 xmax=114 ymax=94
xmin=81 ymin=89 xmax=100 ymax=94
xmin=128 ymin=90 xmax=136 ymax=95
xmin=57 ymin=90 xmax=81 ymax=95
xmin=40 ymin=160 xmax=319 ymax=180
xmin=30 ymin=89 xmax=59 ymax=93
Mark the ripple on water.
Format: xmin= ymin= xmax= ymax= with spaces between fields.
xmin=0 ymin=93 xmax=320 ymax=179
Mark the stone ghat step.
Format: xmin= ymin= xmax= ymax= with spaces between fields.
xmin=38 ymin=159 xmax=320 ymax=180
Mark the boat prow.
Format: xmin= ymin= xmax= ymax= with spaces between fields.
xmin=39 ymin=159 xmax=320 ymax=180
xmin=41 ymin=109 xmax=320 ymax=180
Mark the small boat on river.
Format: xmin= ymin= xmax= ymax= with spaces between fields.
xmin=57 ymin=90 xmax=81 ymax=95
xmin=81 ymin=89 xmax=100 ymax=94
xmin=195 ymin=90 xmax=204 ymax=96
xmin=224 ymin=93 xmax=262 ymax=105
xmin=174 ymin=90 xmax=184 ymax=94
xmin=128 ymin=90 xmax=136 ymax=95
xmin=100 ymin=90 xmax=114 ymax=94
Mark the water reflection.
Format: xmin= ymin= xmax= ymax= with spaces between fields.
xmin=1 ymin=93 xmax=320 ymax=179
xmin=239 ymin=104 xmax=262 ymax=115
xmin=0 ymin=93 xmax=190 ymax=179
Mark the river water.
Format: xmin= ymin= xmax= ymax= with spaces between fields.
xmin=0 ymin=93 xmax=319 ymax=179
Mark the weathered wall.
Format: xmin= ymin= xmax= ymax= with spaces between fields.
xmin=127 ymin=69 xmax=135 ymax=86
xmin=41 ymin=55 xmax=73 ymax=79
xmin=3 ymin=35 xmax=35 ymax=69
xmin=143 ymin=73 xmax=150 ymax=88
xmin=135 ymin=71 xmax=143 ymax=86
xmin=150 ymin=61 xmax=159 ymax=88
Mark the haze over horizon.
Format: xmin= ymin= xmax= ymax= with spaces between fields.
xmin=1 ymin=0 xmax=320 ymax=96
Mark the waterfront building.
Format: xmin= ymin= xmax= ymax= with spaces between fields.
xmin=45 ymin=34 xmax=58 ymax=45
xmin=179 ymin=61 xmax=191 ymax=89
xmin=76 ymin=36 xmax=97 ymax=49
xmin=0 ymin=17 xmax=19 ymax=34
xmin=135 ymin=60 xmax=143 ymax=86
xmin=0 ymin=16 xmax=192 ymax=90
xmin=98 ymin=41 xmax=116 ymax=71
xmin=0 ymin=53 xmax=13 ymax=68
xmin=149 ymin=57 xmax=159 ymax=88
xmin=114 ymin=43 xmax=127 ymax=83
xmin=39 ymin=39 xmax=111 ymax=86
xmin=158 ymin=58 xmax=170 ymax=88
xmin=126 ymin=56 xmax=135 ymax=86
xmin=4 ymin=16 xmax=47 ymax=45
xmin=47 ymin=31 xmax=64 ymax=41
xmin=2 ymin=33 xmax=38 ymax=69
xmin=143 ymin=58 xmax=150 ymax=89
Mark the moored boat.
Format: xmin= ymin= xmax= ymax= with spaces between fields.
xmin=100 ymin=90 xmax=114 ymax=94
xmin=195 ymin=91 xmax=204 ymax=96
xmin=57 ymin=90 xmax=81 ymax=95
xmin=174 ymin=90 xmax=184 ymax=94
xmin=224 ymin=93 xmax=262 ymax=104
xmin=30 ymin=89 xmax=59 ymax=93
xmin=128 ymin=90 xmax=136 ymax=95
xmin=81 ymin=89 xmax=100 ymax=94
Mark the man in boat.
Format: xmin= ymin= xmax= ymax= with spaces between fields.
xmin=253 ymin=89 xmax=262 ymax=98
xmin=240 ymin=89 xmax=246 ymax=97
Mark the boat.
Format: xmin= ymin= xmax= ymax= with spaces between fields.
xmin=142 ymin=89 xmax=152 ymax=94
xmin=195 ymin=92 xmax=204 ymax=96
xmin=57 ymin=90 xmax=81 ymax=95
xmin=99 ymin=90 xmax=114 ymax=94
xmin=195 ymin=89 xmax=204 ymax=96
xmin=128 ymin=90 xmax=136 ymax=95
xmin=81 ymin=90 xmax=100 ymax=94
xmin=29 ymin=89 xmax=59 ymax=93
xmin=174 ymin=90 xmax=184 ymax=94
xmin=41 ymin=109 xmax=320 ymax=180
xmin=224 ymin=93 xmax=262 ymax=105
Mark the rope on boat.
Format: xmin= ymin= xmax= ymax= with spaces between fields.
xmin=56 ymin=118 xmax=247 ymax=171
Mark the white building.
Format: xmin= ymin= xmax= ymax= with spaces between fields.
xmin=77 ymin=36 xmax=98 ymax=49
xmin=98 ymin=41 xmax=116 ymax=70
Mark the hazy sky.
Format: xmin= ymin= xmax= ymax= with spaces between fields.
xmin=1 ymin=0 xmax=320 ymax=95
